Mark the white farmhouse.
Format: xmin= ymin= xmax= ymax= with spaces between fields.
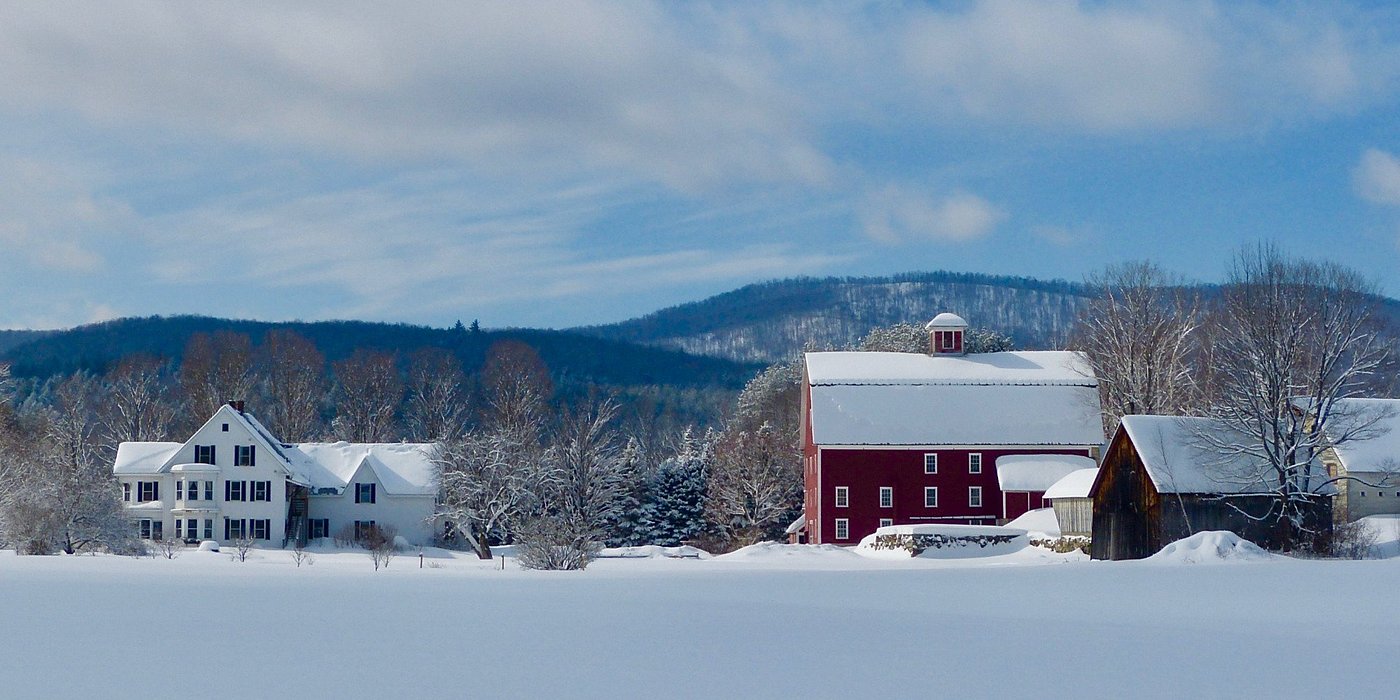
xmin=113 ymin=402 xmax=438 ymax=546
xmin=1323 ymin=398 xmax=1400 ymax=522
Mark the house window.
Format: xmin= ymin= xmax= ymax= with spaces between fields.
xmin=203 ymin=519 xmax=213 ymax=540
xmin=175 ymin=519 xmax=183 ymax=538
xmin=355 ymin=483 xmax=377 ymax=504
xmin=225 ymin=518 xmax=246 ymax=540
xmin=879 ymin=486 xmax=893 ymax=508
xmin=250 ymin=519 xmax=270 ymax=540
xmin=195 ymin=445 xmax=215 ymax=465
xmin=879 ymin=518 xmax=893 ymax=528
xmin=176 ymin=480 xmax=183 ymax=500
xmin=185 ymin=479 xmax=198 ymax=502
xmin=204 ymin=481 xmax=214 ymax=501
xmin=924 ymin=453 xmax=938 ymax=474
xmin=969 ymin=486 xmax=983 ymax=508
xmin=226 ymin=481 xmax=246 ymax=502
xmin=969 ymin=453 xmax=982 ymax=474
xmin=252 ymin=481 xmax=270 ymax=502
xmin=138 ymin=519 xmax=163 ymax=541
xmin=138 ymin=481 xmax=160 ymax=502
xmin=834 ymin=518 xmax=849 ymax=540
xmin=309 ymin=519 xmax=330 ymax=539
xmin=834 ymin=486 xmax=849 ymax=508
xmin=924 ymin=487 xmax=939 ymax=508
xmin=235 ymin=445 xmax=256 ymax=467
xmin=122 ymin=483 xmax=131 ymax=502
xmin=221 ymin=423 xmax=229 ymax=432
xmin=354 ymin=520 xmax=377 ymax=541
xmin=186 ymin=519 xmax=198 ymax=541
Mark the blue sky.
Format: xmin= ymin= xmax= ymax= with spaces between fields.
xmin=3 ymin=1 xmax=1400 ymax=330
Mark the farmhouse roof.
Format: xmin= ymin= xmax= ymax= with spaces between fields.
xmin=1324 ymin=398 xmax=1400 ymax=475
xmin=113 ymin=442 xmax=182 ymax=474
xmin=804 ymin=351 xmax=1103 ymax=446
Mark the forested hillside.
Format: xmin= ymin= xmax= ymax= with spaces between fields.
xmin=579 ymin=272 xmax=1095 ymax=363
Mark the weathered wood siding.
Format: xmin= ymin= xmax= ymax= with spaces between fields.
xmin=1051 ymin=497 xmax=1092 ymax=537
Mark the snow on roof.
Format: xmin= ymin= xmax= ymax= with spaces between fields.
xmin=1043 ymin=467 xmax=1100 ymax=500
xmin=996 ymin=455 xmax=1096 ymax=492
xmin=1115 ymin=415 xmax=1335 ymax=495
xmin=291 ymin=442 xmax=437 ymax=496
xmin=808 ymin=383 xmax=1104 ymax=446
xmin=113 ymin=442 xmax=182 ymax=474
xmin=925 ymin=312 xmax=968 ymax=329
xmin=1325 ymin=398 xmax=1400 ymax=474
xmin=805 ymin=350 xmax=1095 ymax=386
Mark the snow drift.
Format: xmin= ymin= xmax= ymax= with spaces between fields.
xmin=1146 ymin=531 xmax=1275 ymax=564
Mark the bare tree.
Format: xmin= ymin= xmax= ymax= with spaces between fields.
xmin=332 ymin=350 xmax=403 ymax=442
xmin=480 ymin=340 xmax=552 ymax=440
xmin=405 ymin=347 xmax=470 ymax=442
xmin=42 ymin=373 xmax=128 ymax=554
xmin=230 ymin=536 xmax=255 ymax=562
xmin=103 ymin=354 xmax=179 ymax=444
xmin=256 ymin=330 xmax=327 ymax=441
xmin=515 ymin=516 xmax=601 ymax=570
xmin=362 ymin=523 xmax=398 ymax=570
xmin=434 ymin=429 xmax=549 ymax=559
xmin=1074 ymin=261 xmax=1199 ymax=433
xmin=290 ymin=540 xmax=314 ymax=567
xmin=1204 ymin=243 xmax=1396 ymax=548
xmin=180 ymin=331 xmax=255 ymax=422
xmin=545 ymin=396 xmax=629 ymax=540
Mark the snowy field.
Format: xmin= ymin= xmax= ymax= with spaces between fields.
xmin=3 ymin=533 xmax=1400 ymax=699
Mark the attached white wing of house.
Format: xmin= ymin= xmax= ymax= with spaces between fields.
xmin=1324 ymin=398 xmax=1400 ymax=476
xmin=291 ymin=442 xmax=438 ymax=496
xmin=804 ymin=350 xmax=1103 ymax=446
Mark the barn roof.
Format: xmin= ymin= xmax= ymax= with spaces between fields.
xmin=805 ymin=351 xmax=1103 ymax=447
xmin=1114 ymin=415 xmax=1335 ymax=496
xmin=1325 ymin=398 xmax=1400 ymax=475
xmin=996 ymin=455 xmax=1097 ymax=492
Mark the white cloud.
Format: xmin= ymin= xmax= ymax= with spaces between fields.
xmin=1354 ymin=148 xmax=1400 ymax=206
xmin=861 ymin=186 xmax=1005 ymax=243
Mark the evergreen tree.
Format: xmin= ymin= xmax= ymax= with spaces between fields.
xmin=634 ymin=428 xmax=709 ymax=546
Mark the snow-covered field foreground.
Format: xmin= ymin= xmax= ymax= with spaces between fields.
xmin=2 ymin=539 xmax=1398 ymax=699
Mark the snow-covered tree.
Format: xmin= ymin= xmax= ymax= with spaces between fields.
xmin=964 ymin=328 xmax=1015 ymax=353
xmin=180 ymin=331 xmax=255 ymax=424
xmin=434 ymin=429 xmax=546 ymax=559
xmin=544 ymin=397 xmax=629 ymax=541
xmin=634 ymin=428 xmax=710 ymax=546
xmin=707 ymin=422 xmax=802 ymax=548
xmin=859 ymin=322 xmax=1014 ymax=354
xmin=332 ymin=350 xmax=402 ymax=442
xmin=1203 ymin=244 xmax=1396 ymax=548
xmin=102 ymin=353 xmax=178 ymax=444
xmin=41 ymin=374 xmax=128 ymax=554
xmin=1074 ymin=261 xmax=1199 ymax=432
xmin=480 ymin=340 xmax=552 ymax=440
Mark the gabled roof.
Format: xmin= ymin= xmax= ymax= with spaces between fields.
xmin=291 ymin=442 xmax=437 ymax=496
xmin=805 ymin=350 xmax=1103 ymax=446
xmin=1109 ymin=415 xmax=1335 ymax=496
xmin=996 ymin=455 xmax=1096 ymax=492
xmin=1325 ymin=398 xmax=1400 ymax=474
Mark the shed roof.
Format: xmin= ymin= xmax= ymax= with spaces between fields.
xmin=1043 ymin=467 xmax=1100 ymax=500
xmin=996 ymin=455 xmax=1096 ymax=492
xmin=1114 ymin=415 xmax=1335 ymax=496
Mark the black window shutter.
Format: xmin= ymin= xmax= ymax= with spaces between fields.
xmin=371 ymin=483 xmax=376 ymax=504
xmin=154 ymin=482 xmax=160 ymax=501
xmin=210 ymin=445 xmax=216 ymax=464
xmin=250 ymin=447 xmax=256 ymax=466
xmin=224 ymin=481 xmax=230 ymax=501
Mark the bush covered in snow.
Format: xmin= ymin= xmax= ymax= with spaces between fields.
xmin=515 ymin=517 xmax=602 ymax=571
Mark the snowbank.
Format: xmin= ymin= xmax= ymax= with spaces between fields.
xmin=713 ymin=542 xmax=864 ymax=563
xmin=600 ymin=545 xmax=711 ymax=560
xmin=856 ymin=523 xmax=1028 ymax=559
xmin=1146 ymin=531 xmax=1276 ymax=565
xmin=1004 ymin=507 xmax=1061 ymax=538
xmin=1354 ymin=515 xmax=1400 ymax=559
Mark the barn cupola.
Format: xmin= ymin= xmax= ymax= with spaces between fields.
xmin=925 ymin=312 xmax=968 ymax=355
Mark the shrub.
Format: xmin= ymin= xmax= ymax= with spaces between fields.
xmin=515 ymin=517 xmax=602 ymax=571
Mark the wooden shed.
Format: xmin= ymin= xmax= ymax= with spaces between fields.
xmin=1090 ymin=415 xmax=1333 ymax=560
xmin=1044 ymin=467 xmax=1098 ymax=537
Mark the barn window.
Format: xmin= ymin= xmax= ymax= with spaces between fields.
xmin=879 ymin=518 xmax=893 ymax=528
xmin=924 ymin=487 xmax=939 ymax=508
xmin=834 ymin=486 xmax=849 ymax=508
xmin=834 ymin=519 xmax=849 ymax=540
xmin=969 ymin=486 xmax=983 ymax=508
xmin=924 ymin=453 xmax=938 ymax=474
xmin=879 ymin=487 xmax=893 ymax=508
xmin=968 ymin=453 xmax=982 ymax=474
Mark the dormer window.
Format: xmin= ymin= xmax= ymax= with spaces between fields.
xmin=355 ymin=483 xmax=377 ymax=504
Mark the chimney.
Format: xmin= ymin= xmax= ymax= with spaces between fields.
xmin=924 ymin=313 xmax=968 ymax=356
xmin=227 ymin=400 xmax=245 ymax=414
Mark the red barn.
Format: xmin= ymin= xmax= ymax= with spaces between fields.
xmin=799 ymin=313 xmax=1104 ymax=545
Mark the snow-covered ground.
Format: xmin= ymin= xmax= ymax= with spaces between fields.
xmin=2 ymin=536 xmax=1399 ymax=699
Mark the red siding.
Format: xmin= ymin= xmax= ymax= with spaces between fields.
xmin=812 ymin=446 xmax=1091 ymax=545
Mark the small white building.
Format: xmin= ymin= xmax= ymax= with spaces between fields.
xmin=1324 ymin=398 xmax=1400 ymax=523
xmin=1043 ymin=467 xmax=1099 ymax=537
xmin=114 ymin=402 xmax=438 ymax=546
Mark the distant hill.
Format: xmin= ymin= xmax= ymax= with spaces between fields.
xmin=0 ymin=316 xmax=761 ymax=392
xmin=0 ymin=329 xmax=57 ymax=355
xmin=578 ymin=272 xmax=1096 ymax=363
